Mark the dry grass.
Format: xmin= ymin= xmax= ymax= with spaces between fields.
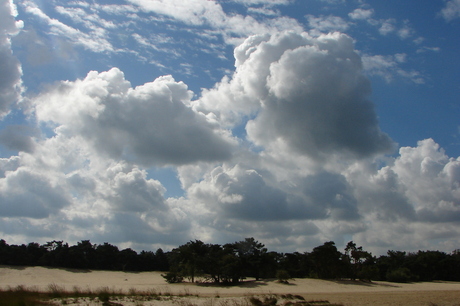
xmin=247 ymin=295 xmax=343 ymax=306
xmin=0 ymin=284 xmax=169 ymax=305
xmin=0 ymin=286 xmax=342 ymax=306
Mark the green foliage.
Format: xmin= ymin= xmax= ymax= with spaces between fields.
xmin=357 ymin=265 xmax=379 ymax=282
xmin=227 ymin=238 xmax=268 ymax=280
xmin=276 ymin=270 xmax=291 ymax=283
xmin=279 ymin=252 xmax=312 ymax=278
xmin=311 ymin=242 xmax=343 ymax=279
xmin=98 ymin=292 xmax=110 ymax=303
xmin=386 ymin=267 xmax=412 ymax=283
xmin=161 ymin=271 xmax=184 ymax=283
xmin=344 ymin=241 xmax=376 ymax=281
xmin=2 ymin=237 xmax=460 ymax=284
xmin=0 ymin=239 xmax=169 ymax=272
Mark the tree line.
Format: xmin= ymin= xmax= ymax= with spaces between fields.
xmin=1 ymin=238 xmax=460 ymax=284
xmin=0 ymin=239 xmax=169 ymax=272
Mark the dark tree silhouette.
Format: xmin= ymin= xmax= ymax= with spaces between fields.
xmin=344 ymin=241 xmax=375 ymax=281
xmin=311 ymin=241 xmax=344 ymax=279
xmin=0 ymin=237 xmax=459 ymax=283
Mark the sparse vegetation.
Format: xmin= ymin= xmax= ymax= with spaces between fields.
xmin=247 ymin=295 xmax=343 ymax=306
xmin=0 ymin=285 xmax=348 ymax=306
xmin=0 ymin=284 xmax=201 ymax=305
xmin=162 ymin=271 xmax=184 ymax=283
xmin=275 ymin=270 xmax=291 ymax=283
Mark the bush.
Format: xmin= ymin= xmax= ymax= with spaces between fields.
xmin=162 ymin=271 xmax=184 ymax=283
xmin=249 ymin=296 xmax=263 ymax=306
xmin=386 ymin=268 xmax=411 ymax=283
xmin=248 ymin=296 xmax=278 ymax=306
xmin=264 ymin=296 xmax=278 ymax=305
xmin=357 ymin=265 xmax=379 ymax=282
xmin=276 ymin=270 xmax=291 ymax=283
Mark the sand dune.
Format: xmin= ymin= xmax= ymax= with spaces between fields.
xmin=1 ymin=266 xmax=460 ymax=305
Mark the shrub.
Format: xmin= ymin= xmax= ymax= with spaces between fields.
xmin=357 ymin=265 xmax=379 ymax=282
xmin=162 ymin=271 xmax=184 ymax=283
xmin=386 ymin=268 xmax=411 ymax=283
xmin=97 ymin=287 xmax=112 ymax=302
xmin=248 ymin=296 xmax=263 ymax=306
xmin=47 ymin=283 xmax=66 ymax=298
xmin=263 ymin=296 xmax=277 ymax=306
xmin=248 ymin=296 xmax=278 ymax=306
xmin=276 ymin=270 xmax=291 ymax=284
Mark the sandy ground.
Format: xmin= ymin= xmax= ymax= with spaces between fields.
xmin=1 ymin=265 xmax=459 ymax=305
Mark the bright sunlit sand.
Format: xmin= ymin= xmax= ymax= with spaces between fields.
xmin=1 ymin=266 xmax=459 ymax=305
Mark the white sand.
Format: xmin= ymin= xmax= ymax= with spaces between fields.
xmin=1 ymin=266 xmax=460 ymax=305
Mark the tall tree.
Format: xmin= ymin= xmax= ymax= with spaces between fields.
xmin=231 ymin=238 xmax=267 ymax=280
xmin=344 ymin=241 xmax=374 ymax=280
xmin=311 ymin=241 xmax=343 ymax=279
xmin=170 ymin=240 xmax=208 ymax=283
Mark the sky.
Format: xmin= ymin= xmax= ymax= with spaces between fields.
xmin=0 ymin=0 xmax=459 ymax=256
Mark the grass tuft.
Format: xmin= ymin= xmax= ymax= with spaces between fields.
xmin=0 ymin=286 xmax=342 ymax=306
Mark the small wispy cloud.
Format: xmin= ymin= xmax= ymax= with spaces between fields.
xmin=440 ymin=0 xmax=460 ymax=21
xmin=22 ymin=1 xmax=115 ymax=53
xmin=349 ymin=8 xmax=374 ymax=20
xmin=306 ymin=14 xmax=350 ymax=34
xmin=362 ymin=53 xmax=424 ymax=84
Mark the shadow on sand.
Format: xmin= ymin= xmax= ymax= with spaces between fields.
xmin=331 ymin=279 xmax=401 ymax=288
xmin=196 ymin=279 xmax=270 ymax=289
xmin=262 ymin=278 xmax=298 ymax=286
xmin=37 ymin=266 xmax=91 ymax=273
xmin=0 ymin=265 xmax=27 ymax=271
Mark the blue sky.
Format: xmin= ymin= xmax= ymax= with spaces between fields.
xmin=0 ymin=0 xmax=459 ymax=255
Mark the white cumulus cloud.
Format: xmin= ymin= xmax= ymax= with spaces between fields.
xmin=34 ymin=68 xmax=236 ymax=166
xmin=0 ymin=0 xmax=23 ymax=118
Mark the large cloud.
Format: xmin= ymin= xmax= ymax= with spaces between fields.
xmin=392 ymin=139 xmax=460 ymax=222
xmin=34 ymin=68 xmax=236 ymax=166
xmin=343 ymin=139 xmax=460 ymax=253
xmin=0 ymin=166 xmax=70 ymax=219
xmin=187 ymin=164 xmax=360 ymax=222
xmin=181 ymin=137 xmax=460 ymax=254
xmin=0 ymin=0 xmax=23 ymax=117
xmin=350 ymin=139 xmax=460 ymax=224
xmin=0 ymin=132 xmax=193 ymax=248
xmin=197 ymin=31 xmax=394 ymax=160
xmin=0 ymin=65 xmax=239 ymax=246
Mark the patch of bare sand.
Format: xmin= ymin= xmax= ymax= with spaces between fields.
xmin=1 ymin=266 xmax=459 ymax=305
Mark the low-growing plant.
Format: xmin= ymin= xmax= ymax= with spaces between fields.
xmin=248 ymin=295 xmax=278 ymax=306
xmin=72 ymin=285 xmax=81 ymax=296
xmin=263 ymin=296 xmax=277 ymax=306
xmin=386 ymin=267 xmax=412 ymax=283
xmin=162 ymin=271 xmax=184 ymax=283
xmin=248 ymin=296 xmax=263 ymax=306
xmin=48 ymin=283 xmax=66 ymax=298
xmin=276 ymin=270 xmax=291 ymax=284
xmin=129 ymin=287 xmax=139 ymax=296
xmin=96 ymin=286 xmax=113 ymax=303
